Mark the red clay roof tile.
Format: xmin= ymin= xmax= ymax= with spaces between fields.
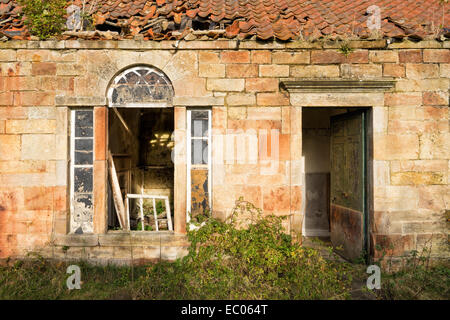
xmin=0 ymin=0 xmax=448 ymax=41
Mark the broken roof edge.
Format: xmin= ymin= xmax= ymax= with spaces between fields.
xmin=1 ymin=0 xmax=449 ymax=42
xmin=1 ymin=28 xmax=449 ymax=43
xmin=0 ymin=38 xmax=448 ymax=51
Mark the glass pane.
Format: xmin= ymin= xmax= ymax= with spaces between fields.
xmin=75 ymin=151 xmax=93 ymax=165
xmin=75 ymin=139 xmax=93 ymax=151
xmin=192 ymin=119 xmax=208 ymax=137
xmin=202 ymin=141 xmax=208 ymax=164
xmin=75 ymin=126 xmax=93 ymax=138
xmin=191 ymin=110 xmax=209 ymax=120
xmin=75 ymin=110 xmax=93 ymax=138
xmin=73 ymin=194 xmax=93 ymax=223
xmin=190 ymin=169 xmax=210 ymax=217
xmin=192 ymin=140 xmax=208 ymax=164
xmin=74 ymin=168 xmax=93 ymax=193
xmin=75 ymin=111 xmax=93 ymax=127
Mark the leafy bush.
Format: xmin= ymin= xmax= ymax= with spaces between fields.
xmin=18 ymin=0 xmax=66 ymax=40
xmin=134 ymin=199 xmax=354 ymax=299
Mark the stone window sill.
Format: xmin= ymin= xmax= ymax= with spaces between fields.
xmin=52 ymin=231 xmax=189 ymax=248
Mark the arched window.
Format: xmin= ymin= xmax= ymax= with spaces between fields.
xmin=107 ymin=66 xmax=173 ymax=108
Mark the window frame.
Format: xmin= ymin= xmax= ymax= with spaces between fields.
xmin=70 ymin=108 xmax=95 ymax=234
xmin=107 ymin=65 xmax=173 ymax=109
xmin=186 ymin=108 xmax=212 ymax=223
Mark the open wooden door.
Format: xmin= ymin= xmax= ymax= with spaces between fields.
xmin=330 ymin=110 xmax=368 ymax=262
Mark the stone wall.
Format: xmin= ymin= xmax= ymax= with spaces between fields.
xmin=0 ymin=39 xmax=449 ymax=264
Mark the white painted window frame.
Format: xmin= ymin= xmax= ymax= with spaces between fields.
xmin=125 ymin=194 xmax=173 ymax=232
xmin=70 ymin=108 xmax=95 ymax=234
xmin=186 ymin=108 xmax=212 ymax=224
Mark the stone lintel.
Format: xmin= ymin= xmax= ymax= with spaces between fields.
xmin=290 ymin=92 xmax=385 ymax=107
xmin=173 ymin=96 xmax=224 ymax=107
xmin=281 ymin=79 xmax=395 ymax=93
xmin=56 ymin=96 xmax=107 ymax=106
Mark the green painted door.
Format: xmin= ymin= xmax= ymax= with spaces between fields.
xmin=330 ymin=110 xmax=367 ymax=262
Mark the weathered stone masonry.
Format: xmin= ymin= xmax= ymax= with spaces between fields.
xmin=0 ymin=39 xmax=449 ymax=265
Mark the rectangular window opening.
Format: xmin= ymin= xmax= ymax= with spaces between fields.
xmin=107 ymin=107 xmax=175 ymax=232
xmin=70 ymin=109 xmax=95 ymax=234
xmin=187 ymin=109 xmax=212 ymax=224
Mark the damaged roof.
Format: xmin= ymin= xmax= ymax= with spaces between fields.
xmin=0 ymin=0 xmax=449 ymax=41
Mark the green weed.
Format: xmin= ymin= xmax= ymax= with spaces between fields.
xmin=18 ymin=0 xmax=66 ymax=40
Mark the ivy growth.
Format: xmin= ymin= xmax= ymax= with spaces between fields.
xmin=18 ymin=0 xmax=67 ymax=40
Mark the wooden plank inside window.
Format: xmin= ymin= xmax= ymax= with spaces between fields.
xmin=108 ymin=151 xmax=127 ymax=230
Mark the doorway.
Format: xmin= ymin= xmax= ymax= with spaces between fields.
xmin=302 ymin=107 xmax=370 ymax=262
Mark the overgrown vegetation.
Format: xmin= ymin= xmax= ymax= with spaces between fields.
xmin=0 ymin=199 xmax=448 ymax=300
xmin=133 ymin=199 xmax=166 ymax=231
xmin=0 ymin=199 xmax=354 ymax=300
xmin=18 ymin=0 xmax=66 ymax=40
xmin=376 ymin=245 xmax=450 ymax=300
xmin=145 ymin=199 xmax=354 ymax=299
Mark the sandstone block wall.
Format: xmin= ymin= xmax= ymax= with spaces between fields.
xmin=0 ymin=39 xmax=448 ymax=264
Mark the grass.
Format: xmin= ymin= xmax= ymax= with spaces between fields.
xmin=376 ymin=248 xmax=450 ymax=300
xmin=0 ymin=250 xmax=448 ymax=300
xmin=0 ymin=254 xmax=353 ymax=300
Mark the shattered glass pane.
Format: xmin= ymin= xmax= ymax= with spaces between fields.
xmin=110 ymin=67 xmax=174 ymax=106
xmin=73 ymin=194 xmax=93 ymax=223
xmin=71 ymin=109 xmax=94 ymax=234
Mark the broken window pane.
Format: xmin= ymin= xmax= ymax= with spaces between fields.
xmin=188 ymin=109 xmax=211 ymax=223
xmin=71 ymin=109 xmax=94 ymax=234
xmin=190 ymin=168 xmax=210 ymax=218
xmin=73 ymin=194 xmax=93 ymax=223
xmin=109 ymin=67 xmax=174 ymax=107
